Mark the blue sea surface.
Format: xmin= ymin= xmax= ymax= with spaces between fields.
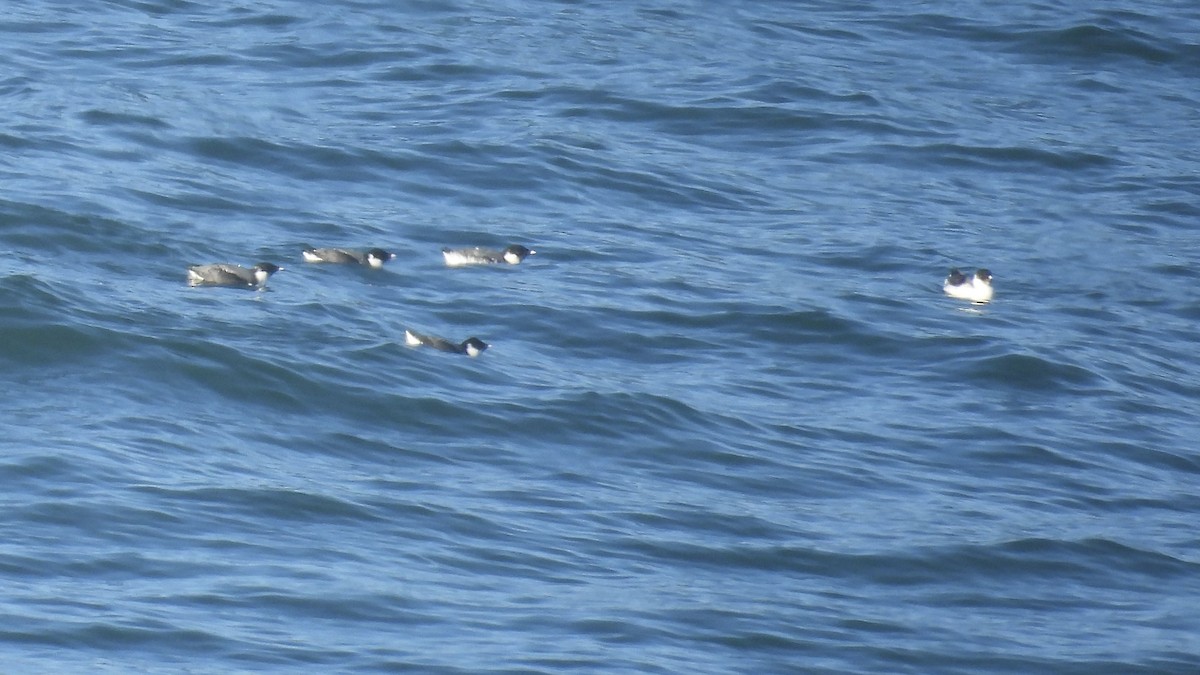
xmin=2 ymin=1 xmax=1199 ymax=672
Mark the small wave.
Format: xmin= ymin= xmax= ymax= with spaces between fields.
xmin=10 ymin=620 xmax=234 ymax=656
xmin=544 ymin=148 xmax=760 ymax=211
xmin=0 ymin=322 xmax=116 ymax=368
xmin=624 ymin=536 xmax=1198 ymax=588
xmin=140 ymin=485 xmax=381 ymax=524
xmin=200 ymin=10 xmax=303 ymax=30
xmin=0 ymin=273 xmax=144 ymax=368
xmin=960 ymin=352 xmax=1103 ymax=392
xmin=0 ymin=200 xmax=173 ymax=257
xmin=1013 ymin=23 xmax=1181 ymax=65
xmin=183 ymin=136 xmax=383 ymax=183
xmin=494 ymin=390 xmax=716 ymax=446
xmin=945 ymin=537 xmax=1199 ymax=583
xmin=0 ymin=272 xmax=70 ymax=316
xmin=873 ymin=142 xmax=1114 ymax=172
xmin=78 ymin=108 xmax=171 ymax=130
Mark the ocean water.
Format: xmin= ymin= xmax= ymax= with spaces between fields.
xmin=2 ymin=0 xmax=1199 ymax=672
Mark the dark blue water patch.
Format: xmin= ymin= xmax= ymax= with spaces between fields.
xmin=1101 ymin=438 xmax=1200 ymax=477
xmin=190 ymin=589 xmax=437 ymax=635
xmin=544 ymin=148 xmax=761 ymax=212
xmin=487 ymin=389 xmax=736 ymax=447
xmin=152 ymin=485 xmax=382 ymax=524
xmin=163 ymin=341 xmax=318 ymax=412
xmin=872 ymin=633 xmax=1200 ymax=675
xmin=624 ymin=505 xmax=798 ymax=544
xmin=0 ymin=619 xmax=237 ymax=665
xmin=359 ymin=496 xmax=531 ymax=551
xmin=1012 ymin=23 xmax=1183 ymax=66
xmin=539 ymin=83 xmax=905 ymax=146
xmin=602 ymin=537 xmax=859 ymax=582
xmin=1120 ymin=361 xmax=1200 ymax=404
xmin=200 ymin=9 xmax=304 ymax=30
xmin=0 ymin=453 xmax=86 ymax=495
xmin=987 ymin=537 xmax=1199 ymax=584
xmin=878 ymin=11 xmax=1010 ymax=43
xmin=866 ymin=142 xmax=1115 ymax=173
xmin=954 ymin=352 xmax=1103 ymax=393
xmin=736 ymin=304 xmax=862 ymax=336
xmin=0 ymin=16 xmax=71 ymax=36
xmin=631 ymin=536 xmax=1197 ymax=593
xmin=242 ymin=41 xmax=424 ymax=71
xmin=964 ymin=441 xmax=1098 ymax=473
xmin=0 ymin=322 xmax=120 ymax=369
xmin=507 ymin=301 xmax=896 ymax=363
xmin=0 ymin=131 xmax=45 ymax=150
xmin=99 ymin=0 xmax=205 ymax=19
xmin=22 ymin=545 xmax=209 ymax=583
xmin=1143 ymin=199 xmax=1200 ymax=221
xmin=1069 ymin=490 xmax=1200 ymax=517
xmin=405 ymin=140 xmax=570 ymax=201
xmin=0 ymin=202 xmax=132 ymax=252
xmin=598 ymin=608 xmax=823 ymax=675
xmin=725 ymin=76 xmax=882 ymax=109
xmin=1073 ymin=76 xmax=1128 ymax=94
xmin=0 ymin=272 xmax=71 ymax=318
xmin=122 ymin=179 xmax=277 ymax=218
xmin=129 ymin=487 xmax=396 ymax=566
xmin=108 ymin=48 xmax=244 ymax=71
xmin=377 ymin=59 xmax=516 ymax=84
xmin=748 ymin=16 xmax=868 ymax=44
xmin=288 ymin=431 xmax=465 ymax=469
xmin=478 ymin=307 xmax=709 ymax=365
xmin=811 ymin=242 xmax=937 ymax=274
xmin=420 ymin=539 xmax=596 ymax=590
xmin=181 ymin=135 xmax=385 ymax=183
xmin=78 ymin=108 xmax=172 ymax=130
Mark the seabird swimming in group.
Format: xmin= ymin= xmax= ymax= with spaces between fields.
xmin=404 ymin=329 xmax=489 ymax=357
xmin=186 ymin=262 xmax=283 ymax=289
xmin=301 ymin=246 xmax=396 ymax=268
xmin=185 ymin=243 xmax=538 ymax=355
xmin=441 ymin=244 xmax=535 ymax=267
xmin=184 ymin=243 xmax=996 ymax=358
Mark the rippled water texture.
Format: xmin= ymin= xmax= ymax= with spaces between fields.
xmin=2 ymin=1 xmax=1199 ymax=672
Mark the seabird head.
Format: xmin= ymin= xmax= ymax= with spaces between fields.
xmin=365 ymin=248 xmax=396 ymax=268
xmin=503 ymin=245 xmax=535 ymax=264
xmin=253 ymin=262 xmax=282 ymax=284
xmin=462 ymin=337 xmax=489 ymax=357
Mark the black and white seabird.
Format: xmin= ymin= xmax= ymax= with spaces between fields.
xmin=187 ymin=262 xmax=282 ymax=288
xmin=943 ymin=268 xmax=993 ymax=304
xmin=302 ymin=247 xmax=395 ymax=268
xmin=441 ymin=244 xmax=535 ymax=267
xmin=404 ymin=329 xmax=489 ymax=357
